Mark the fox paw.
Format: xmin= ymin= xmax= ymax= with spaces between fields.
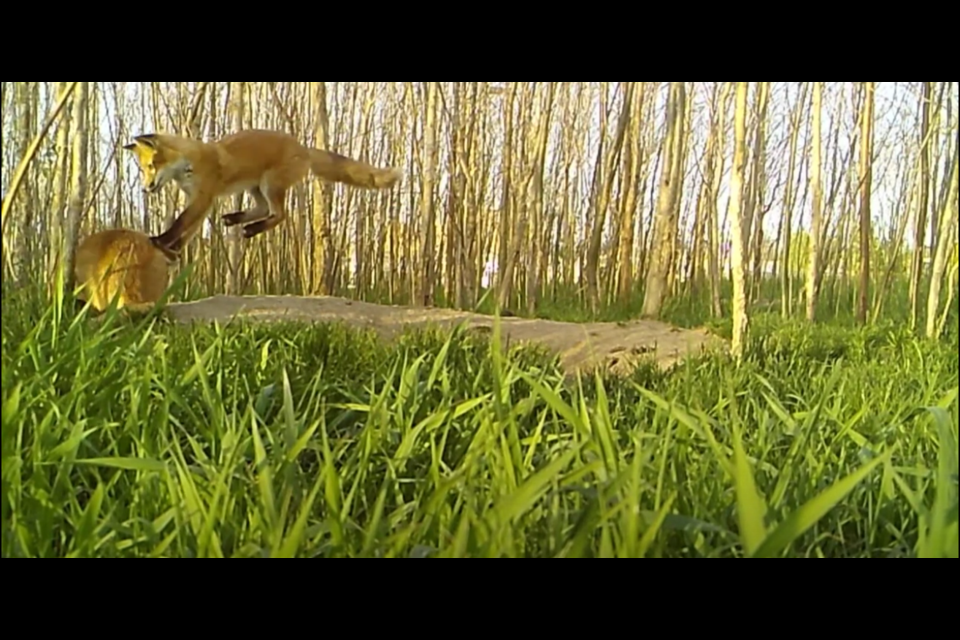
xmin=150 ymin=236 xmax=181 ymax=261
xmin=222 ymin=211 xmax=244 ymax=226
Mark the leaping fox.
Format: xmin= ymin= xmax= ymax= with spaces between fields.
xmin=123 ymin=129 xmax=402 ymax=255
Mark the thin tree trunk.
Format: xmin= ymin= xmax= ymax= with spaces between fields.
xmin=926 ymin=150 xmax=959 ymax=338
xmin=642 ymin=82 xmax=686 ymax=318
xmin=708 ymin=83 xmax=731 ymax=318
xmin=526 ymin=82 xmax=555 ymax=316
xmin=910 ymin=82 xmax=933 ymax=330
xmin=63 ymin=82 xmax=90 ymax=291
xmin=730 ymin=82 xmax=750 ymax=359
xmin=497 ymin=84 xmax=517 ymax=311
xmin=746 ymin=82 xmax=770 ymax=301
xmin=617 ymin=83 xmax=644 ymax=303
xmin=227 ymin=82 xmax=245 ymax=295
xmin=857 ymin=82 xmax=875 ymax=325
xmin=310 ymin=82 xmax=335 ymax=295
xmin=419 ymin=81 xmax=439 ymax=306
xmin=445 ymin=83 xmax=462 ymax=307
xmin=806 ymin=82 xmax=824 ymax=322
xmin=47 ymin=82 xmax=73 ymax=286
xmin=780 ymin=82 xmax=807 ymax=318
xmin=586 ymin=82 xmax=633 ymax=313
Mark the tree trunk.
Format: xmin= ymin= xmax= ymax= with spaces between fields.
xmin=730 ymin=82 xmax=750 ymax=359
xmin=227 ymin=82 xmax=245 ymax=295
xmin=586 ymin=82 xmax=633 ymax=314
xmin=642 ymin=82 xmax=686 ymax=318
xmin=806 ymin=82 xmax=824 ymax=322
xmin=496 ymin=84 xmax=517 ymax=311
xmin=857 ymin=82 xmax=875 ymax=326
xmin=780 ymin=82 xmax=807 ymax=318
xmin=48 ymin=82 xmax=73 ymax=286
xmin=926 ymin=150 xmax=959 ymax=338
xmin=526 ymin=82 xmax=555 ymax=316
xmin=617 ymin=83 xmax=644 ymax=303
xmin=708 ymin=83 xmax=731 ymax=318
xmin=910 ymin=82 xmax=933 ymax=330
xmin=746 ymin=82 xmax=770 ymax=302
xmin=310 ymin=82 xmax=335 ymax=295
xmin=419 ymin=81 xmax=439 ymax=307
xmin=63 ymin=82 xmax=90 ymax=292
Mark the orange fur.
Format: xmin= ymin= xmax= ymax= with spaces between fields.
xmin=74 ymin=228 xmax=176 ymax=314
xmin=123 ymin=129 xmax=402 ymax=254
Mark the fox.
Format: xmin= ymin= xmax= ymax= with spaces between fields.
xmin=123 ymin=128 xmax=403 ymax=255
xmin=73 ymin=228 xmax=177 ymax=314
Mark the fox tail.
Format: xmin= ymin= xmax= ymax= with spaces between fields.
xmin=307 ymin=148 xmax=402 ymax=189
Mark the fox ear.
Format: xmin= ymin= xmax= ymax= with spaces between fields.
xmin=132 ymin=134 xmax=158 ymax=149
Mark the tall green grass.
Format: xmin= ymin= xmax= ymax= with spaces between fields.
xmin=2 ymin=282 xmax=957 ymax=558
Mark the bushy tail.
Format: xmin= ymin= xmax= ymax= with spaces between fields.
xmin=307 ymin=148 xmax=402 ymax=189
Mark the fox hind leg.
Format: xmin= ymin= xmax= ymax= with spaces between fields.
xmin=241 ymin=186 xmax=288 ymax=239
xmin=222 ymin=187 xmax=270 ymax=227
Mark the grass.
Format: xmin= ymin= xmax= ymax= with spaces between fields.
xmin=1 ymin=279 xmax=957 ymax=558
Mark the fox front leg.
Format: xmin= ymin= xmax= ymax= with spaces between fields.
xmin=152 ymin=190 xmax=215 ymax=254
xmin=150 ymin=231 xmax=182 ymax=256
xmin=149 ymin=239 xmax=182 ymax=262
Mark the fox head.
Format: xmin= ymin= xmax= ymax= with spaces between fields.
xmin=123 ymin=135 xmax=188 ymax=193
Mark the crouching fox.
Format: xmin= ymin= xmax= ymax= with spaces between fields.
xmin=74 ymin=228 xmax=176 ymax=314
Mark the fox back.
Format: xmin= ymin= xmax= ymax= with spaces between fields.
xmin=74 ymin=228 xmax=175 ymax=313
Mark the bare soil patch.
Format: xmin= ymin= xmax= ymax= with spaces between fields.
xmin=166 ymin=295 xmax=726 ymax=376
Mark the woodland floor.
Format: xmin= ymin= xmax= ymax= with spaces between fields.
xmin=166 ymin=294 xmax=727 ymax=377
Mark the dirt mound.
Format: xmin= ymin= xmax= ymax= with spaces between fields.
xmin=166 ymin=295 xmax=726 ymax=376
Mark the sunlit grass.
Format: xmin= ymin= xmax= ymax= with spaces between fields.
xmin=1 ymin=280 xmax=957 ymax=558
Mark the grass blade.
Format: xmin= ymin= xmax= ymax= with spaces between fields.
xmin=753 ymin=446 xmax=895 ymax=558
